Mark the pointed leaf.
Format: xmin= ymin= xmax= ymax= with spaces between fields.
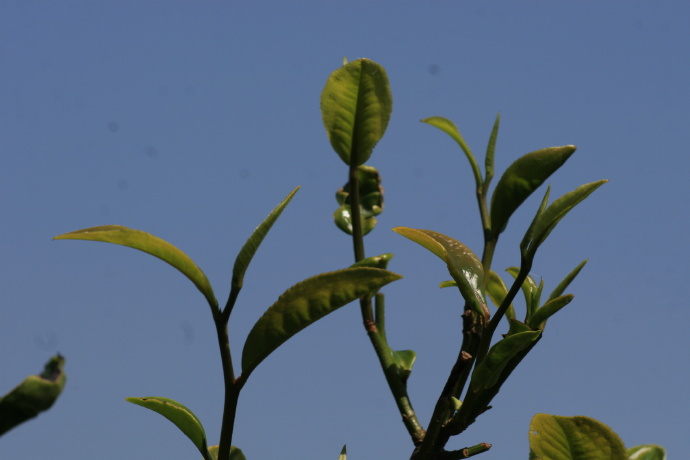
xmin=334 ymin=166 xmax=383 ymax=235
xmin=232 ymin=187 xmax=300 ymax=292
xmin=484 ymin=113 xmax=501 ymax=190
xmin=126 ymin=396 xmax=209 ymax=459
xmin=392 ymin=349 xmax=416 ymax=382
xmin=529 ymin=414 xmax=627 ymax=460
xmin=350 ymin=253 xmax=393 ymax=269
xmin=321 ymin=58 xmax=392 ymax=166
xmin=0 ymin=355 xmax=66 ymax=436
xmin=241 ymin=267 xmax=402 ymax=377
xmin=547 ymin=260 xmax=587 ymax=303
xmin=520 ymin=186 xmax=551 ymax=257
xmin=490 ymin=145 xmax=576 ymax=236
xmin=506 ymin=267 xmax=540 ymax=319
xmin=421 ymin=116 xmax=481 ymax=188
xmin=339 ymin=445 xmax=347 ymax=460
xmin=525 ymin=180 xmax=607 ymax=258
xmin=206 ymin=446 xmax=247 ymax=460
xmin=627 ymin=445 xmax=667 ymax=460
xmin=528 ymin=294 xmax=574 ymax=330
xmin=393 ymin=227 xmax=486 ymax=316
xmin=470 ymin=331 xmax=540 ymax=391
xmin=54 ymin=225 xmax=217 ymax=308
xmin=486 ymin=270 xmax=515 ymax=320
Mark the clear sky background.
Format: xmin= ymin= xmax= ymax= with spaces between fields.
xmin=1 ymin=2 xmax=688 ymax=459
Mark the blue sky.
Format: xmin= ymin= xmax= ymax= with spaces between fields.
xmin=1 ymin=2 xmax=689 ymax=459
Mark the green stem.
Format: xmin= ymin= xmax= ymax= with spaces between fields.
xmin=215 ymin=311 xmax=240 ymax=460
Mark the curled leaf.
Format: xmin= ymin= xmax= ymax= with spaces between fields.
xmin=350 ymin=253 xmax=393 ymax=269
xmin=334 ymin=166 xmax=384 ymax=236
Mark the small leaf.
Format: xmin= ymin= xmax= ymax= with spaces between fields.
xmin=334 ymin=166 xmax=384 ymax=236
xmin=524 ymin=180 xmax=607 ymax=259
xmin=241 ymin=267 xmax=402 ymax=377
xmin=527 ymin=294 xmax=574 ymax=330
xmin=490 ymin=145 xmax=576 ymax=236
xmin=547 ymin=260 xmax=587 ymax=303
xmin=470 ymin=331 xmax=540 ymax=391
xmin=627 ymin=445 xmax=667 ymax=460
xmin=529 ymin=414 xmax=627 ymax=460
xmin=0 ymin=355 xmax=66 ymax=436
xmin=339 ymin=444 xmax=347 ymax=460
xmin=126 ymin=396 xmax=209 ymax=459
xmin=486 ymin=270 xmax=515 ymax=320
xmin=393 ymin=227 xmax=487 ymax=316
xmin=392 ymin=349 xmax=416 ymax=382
xmin=421 ymin=116 xmax=482 ymax=188
xmin=231 ymin=187 xmax=300 ymax=293
xmin=54 ymin=225 xmax=217 ymax=308
xmin=439 ymin=280 xmax=456 ymax=288
xmin=206 ymin=446 xmax=247 ymax=460
xmin=506 ymin=267 xmax=540 ymax=320
xmin=321 ymin=58 xmax=392 ymax=166
xmin=350 ymin=253 xmax=393 ymax=270
xmin=484 ymin=113 xmax=501 ymax=190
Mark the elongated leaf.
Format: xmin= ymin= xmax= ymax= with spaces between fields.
xmin=0 ymin=355 xmax=66 ymax=436
xmin=126 ymin=396 xmax=209 ymax=459
xmin=54 ymin=225 xmax=217 ymax=308
xmin=392 ymin=349 xmax=416 ymax=382
xmin=334 ymin=166 xmax=384 ymax=236
xmin=321 ymin=58 xmax=392 ymax=166
xmin=529 ymin=414 xmax=627 ymax=460
xmin=241 ymin=267 xmax=402 ymax=377
xmin=627 ymin=445 xmax=667 ymax=460
xmin=547 ymin=260 xmax=587 ymax=302
xmin=339 ymin=445 xmax=347 ymax=460
xmin=350 ymin=253 xmax=393 ymax=269
xmin=206 ymin=445 xmax=247 ymax=460
xmin=484 ymin=113 xmax=501 ymax=189
xmin=232 ymin=187 xmax=300 ymax=293
xmin=421 ymin=116 xmax=481 ymax=188
xmin=506 ymin=267 xmax=540 ymax=319
xmin=528 ymin=294 xmax=574 ymax=330
xmin=490 ymin=145 xmax=576 ymax=236
xmin=393 ymin=227 xmax=487 ymax=316
xmin=470 ymin=331 xmax=540 ymax=391
xmin=486 ymin=270 xmax=515 ymax=320
xmin=525 ymin=180 xmax=608 ymax=259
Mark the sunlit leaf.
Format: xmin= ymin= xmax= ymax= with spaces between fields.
xmin=529 ymin=414 xmax=627 ymax=460
xmin=126 ymin=396 xmax=209 ymax=460
xmin=527 ymin=294 xmax=574 ymax=330
xmin=421 ymin=116 xmax=482 ymax=188
xmin=241 ymin=267 xmax=402 ymax=377
xmin=54 ymin=225 xmax=217 ymax=308
xmin=334 ymin=166 xmax=384 ymax=235
xmin=231 ymin=187 xmax=300 ymax=293
xmin=0 ymin=355 xmax=66 ymax=436
xmin=393 ymin=227 xmax=487 ymax=316
xmin=321 ymin=58 xmax=392 ymax=166
xmin=392 ymin=349 xmax=416 ymax=382
xmin=490 ymin=145 xmax=576 ymax=236
xmin=547 ymin=260 xmax=587 ymax=303
xmin=524 ymin=180 xmax=607 ymax=259
xmin=627 ymin=445 xmax=667 ymax=460
xmin=470 ymin=331 xmax=540 ymax=391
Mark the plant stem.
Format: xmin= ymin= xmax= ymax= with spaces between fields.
xmin=214 ymin=311 xmax=239 ymax=460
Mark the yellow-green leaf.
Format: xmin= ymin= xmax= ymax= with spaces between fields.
xmin=54 ymin=225 xmax=217 ymax=308
xmin=421 ymin=116 xmax=481 ymax=188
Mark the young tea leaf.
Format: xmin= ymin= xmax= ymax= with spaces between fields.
xmin=0 ymin=355 xmax=66 ymax=436
xmin=241 ymin=267 xmax=402 ymax=377
xmin=206 ymin=446 xmax=247 ymax=460
xmin=350 ymin=253 xmax=393 ymax=269
xmin=321 ymin=58 xmax=392 ymax=166
xmin=529 ymin=414 xmax=627 ymax=460
xmin=393 ymin=227 xmax=487 ymax=316
xmin=627 ymin=445 xmax=667 ymax=460
xmin=334 ymin=165 xmax=384 ymax=236
xmin=486 ymin=270 xmax=515 ymax=320
xmin=490 ymin=145 xmax=576 ymax=237
xmin=126 ymin=396 xmax=210 ymax=460
xmin=470 ymin=331 xmax=540 ymax=391
xmin=339 ymin=445 xmax=347 ymax=460
xmin=547 ymin=260 xmax=587 ymax=303
xmin=392 ymin=349 xmax=416 ymax=382
xmin=527 ymin=294 xmax=574 ymax=330
xmin=54 ymin=225 xmax=217 ymax=308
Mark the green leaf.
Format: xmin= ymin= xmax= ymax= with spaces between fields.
xmin=490 ymin=145 xmax=576 ymax=236
xmin=0 ymin=355 xmax=66 ymax=436
xmin=321 ymin=58 xmax=392 ymax=166
xmin=126 ymin=396 xmax=209 ymax=460
xmin=470 ymin=331 xmax=540 ymax=391
xmin=527 ymin=294 xmax=574 ymax=330
xmin=54 ymin=225 xmax=217 ymax=308
xmin=339 ymin=444 xmax=347 ymax=460
xmin=421 ymin=116 xmax=482 ymax=189
xmin=529 ymin=414 xmax=627 ymax=460
xmin=486 ymin=270 xmax=516 ymax=320
xmin=524 ymin=180 xmax=608 ymax=259
xmin=350 ymin=253 xmax=393 ymax=269
xmin=547 ymin=260 xmax=587 ymax=303
xmin=231 ymin=186 xmax=300 ymax=293
xmin=393 ymin=227 xmax=487 ymax=316
xmin=241 ymin=267 xmax=402 ymax=377
xmin=627 ymin=445 xmax=667 ymax=460
xmin=392 ymin=349 xmax=416 ymax=382
xmin=506 ymin=267 xmax=540 ymax=320
xmin=334 ymin=165 xmax=384 ymax=236
xmin=206 ymin=446 xmax=247 ymax=460
xmin=483 ymin=113 xmax=501 ymax=190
